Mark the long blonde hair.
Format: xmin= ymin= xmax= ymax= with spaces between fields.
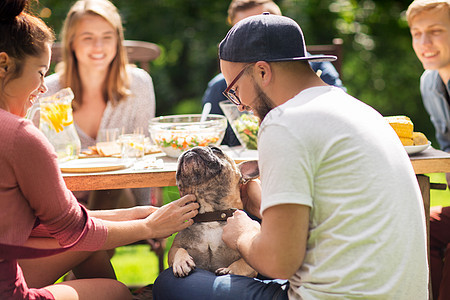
xmin=57 ymin=0 xmax=130 ymax=110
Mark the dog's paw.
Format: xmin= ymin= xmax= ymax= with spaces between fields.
xmin=172 ymin=253 xmax=196 ymax=277
xmin=224 ymin=259 xmax=257 ymax=277
xmin=215 ymin=267 xmax=232 ymax=276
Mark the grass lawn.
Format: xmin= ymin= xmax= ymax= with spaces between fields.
xmin=113 ymin=174 xmax=449 ymax=287
xmin=111 ymin=242 xmax=171 ymax=288
xmin=112 ymin=187 xmax=179 ymax=288
xmin=429 ymin=173 xmax=450 ymax=207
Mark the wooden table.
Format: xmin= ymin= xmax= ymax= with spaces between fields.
xmin=62 ymin=146 xmax=449 ymax=234
xmin=410 ymin=147 xmax=450 ymax=228
xmin=62 ymin=155 xmax=179 ymax=192
xmin=408 ymin=147 xmax=450 ymax=300
xmin=63 ymin=147 xmax=258 ymax=191
xmin=63 ymin=146 xmax=449 ymax=253
xmin=63 ymin=146 xmax=449 ymax=192
xmin=62 ymin=146 xmax=449 ymax=249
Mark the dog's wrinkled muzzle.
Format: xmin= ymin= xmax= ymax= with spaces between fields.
xmin=176 ymin=146 xmax=224 ymax=187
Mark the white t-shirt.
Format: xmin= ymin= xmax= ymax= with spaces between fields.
xmin=259 ymin=86 xmax=428 ymax=299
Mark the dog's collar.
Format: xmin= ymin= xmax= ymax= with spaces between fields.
xmin=193 ymin=208 xmax=237 ymax=223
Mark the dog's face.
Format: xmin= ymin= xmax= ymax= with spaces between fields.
xmin=176 ymin=146 xmax=243 ymax=212
xmin=172 ymin=146 xmax=259 ymax=277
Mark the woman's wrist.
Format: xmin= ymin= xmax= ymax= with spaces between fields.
xmin=102 ymin=218 xmax=150 ymax=249
xmin=88 ymin=206 xmax=155 ymax=221
xmin=128 ymin=206 xmax=159 ymax=220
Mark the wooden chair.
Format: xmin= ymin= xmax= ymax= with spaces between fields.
xmin=51 ymin=39 xmax=161 ymax=72
xmin=307 ymin=38 xmax=343 ymax=77
xmin=123 ymin=40 xmax=161 ymax=72
xmin=431 ymin=182 xmax=447 ymax=190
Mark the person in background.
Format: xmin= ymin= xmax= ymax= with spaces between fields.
xmin=407 ymin=1 xmax=450 ymax=299
xmin=153 ymin=13 xmax=428 ymax=299
xmin=0 ymin=0 xmax=198 ymax=299
xmin=42 ymin=0 xmax=156 ymax=210
xmin=202 ymin=0 xmax=345 ymax=146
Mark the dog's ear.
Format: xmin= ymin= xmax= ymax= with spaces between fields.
xmin=238 ymin=160 xmax=259 ymax=183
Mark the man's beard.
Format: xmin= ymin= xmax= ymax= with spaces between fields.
xmin=251 ymin=81 xmax=275 ymax=122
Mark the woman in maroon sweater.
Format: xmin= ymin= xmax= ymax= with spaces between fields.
xmin=0 ymin=1 xmax=198 ymax=299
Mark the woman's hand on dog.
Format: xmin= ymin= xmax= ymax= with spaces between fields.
xmin=240 ymin=179 xmax=262 ymax=219
xmin=223 ymin=210 xmax=261 ymax=251
xmin=144 ymin=195 xmax=199 ymax=239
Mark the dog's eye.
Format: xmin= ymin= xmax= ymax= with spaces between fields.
xmin=209 ymin=146 xmax=223 ymax=154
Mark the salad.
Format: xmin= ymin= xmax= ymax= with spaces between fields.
xmin=154 ymin=133 xmax=221 ymax=151
xmin=233 ymin=114 xmax=259 ymax=150
xmin=152 ymin=131 xmax=223 ymax=158
xmin=149 ymin=114 xmax=227 ymax=158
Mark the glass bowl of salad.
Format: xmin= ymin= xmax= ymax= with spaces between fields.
xmin=148 ymin=114 xmax=227 ymax=158
xmin=219 ymin=101 xmax=260 ymax=150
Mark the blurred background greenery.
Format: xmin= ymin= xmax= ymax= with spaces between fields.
xmin=34 ymin=0 xmax=436 ymax=146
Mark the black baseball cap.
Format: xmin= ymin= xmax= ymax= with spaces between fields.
xmin=219 ymin=13 xmax=337 ymax=63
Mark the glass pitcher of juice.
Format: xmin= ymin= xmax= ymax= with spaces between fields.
xmin=28 ymin=88 xmax=81 ymax=163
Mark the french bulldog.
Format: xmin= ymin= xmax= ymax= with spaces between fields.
xmin=168 ymin=146 xmax=259 ymax=278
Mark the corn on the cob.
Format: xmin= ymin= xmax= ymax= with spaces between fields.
xmin=384 ymin=116 xmax=413 ymax=138
xmin=399 ymin=137 xmax=414 ymax=146
xmin=384 ymin=115 xmax=411 ymax=122
xmin=412 ymin=132 xmax=428 ymax=145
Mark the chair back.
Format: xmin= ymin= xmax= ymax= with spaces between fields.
xmin=307 ymin=38 xmax=343 ymax=76
xmin=51 ymin=40 xmax=161 ymax=73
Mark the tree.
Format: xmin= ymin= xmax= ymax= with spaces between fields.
xmin=35 ymin=0 xmax=438 ymax=146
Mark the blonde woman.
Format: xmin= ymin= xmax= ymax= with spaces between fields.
xmin=44 ymin=0 xmax=156 ymax=209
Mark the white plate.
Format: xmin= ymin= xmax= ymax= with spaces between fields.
xmin=59 ymin=157 xmax=129 ymax=173
xmin=404 ymin=141 xmax=431 ymax=155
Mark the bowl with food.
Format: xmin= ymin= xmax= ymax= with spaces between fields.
xmin=148 ymin=114 xmax=227 ymax=158
xmin=384 ymin=115 xmax=431 ymax=154
xmin=219 ymin=101 xmax=260 ymax=150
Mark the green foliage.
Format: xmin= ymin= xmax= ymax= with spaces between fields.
xmin=36 ymin=0 xmax=439 ymax=147
xmin=281 ymin=0 xmax=437 ymax=145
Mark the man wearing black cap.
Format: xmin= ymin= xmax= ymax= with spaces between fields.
xmin=201 ymin=0 xmax=344 ymax=147
xmin=153 ymin=14 xmax=428 ymax=299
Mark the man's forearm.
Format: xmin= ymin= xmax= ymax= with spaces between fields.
xmin=236 ymin=231 xmax=267 ymax=273
xmin=236 ymin=229 xmax=299 ymax=279
xmin=236 ymin=205 xmax=310 ymax=279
